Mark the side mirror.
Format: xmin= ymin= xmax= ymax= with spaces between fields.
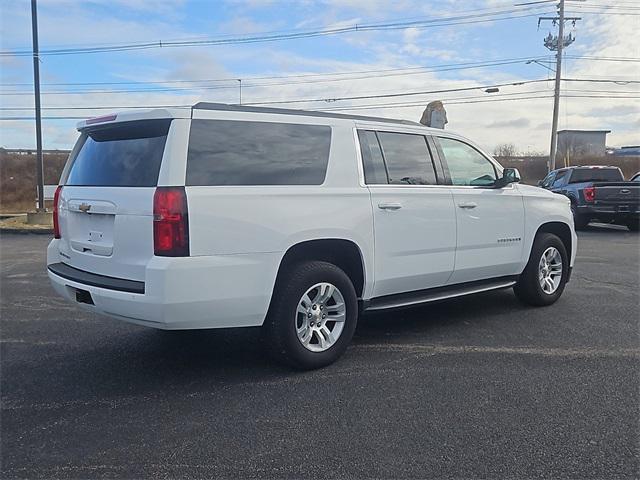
xmin=494 ymin=168 xmax=521 ymax=188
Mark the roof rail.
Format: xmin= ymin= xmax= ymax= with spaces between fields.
xmin=192 ymin=102 xmax=423 ymax=127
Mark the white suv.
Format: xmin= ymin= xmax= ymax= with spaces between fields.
xmin=48 ymin=103 xmax=577 ymax=369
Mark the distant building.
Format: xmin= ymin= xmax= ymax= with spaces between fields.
xmin=557 ymin=130 xmax=611 ymax=161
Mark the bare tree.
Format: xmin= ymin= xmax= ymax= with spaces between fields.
xmin=493 ymin=143 xmax=519 ymax=157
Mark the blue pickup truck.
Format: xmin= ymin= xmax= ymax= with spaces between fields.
xmin=539 ymin=166 xmax=639 ymax=231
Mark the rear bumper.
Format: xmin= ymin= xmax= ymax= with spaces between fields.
xmin=48 ymin=263 xmax=145 ymax=294
xmin=577 ymin=204 xmax=640 ymax=220
xmin=47 ymin=240 xmax=281 ymax=330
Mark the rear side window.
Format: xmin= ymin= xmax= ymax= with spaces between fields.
xmin=186 ymin=119 xmax=331 ymax=186
xmin=377 ymin=132 xmax=437 ymax=185
xmin=540 ymin=172 xmax=555 ymax=188
xmin=552 ymin=170 xmax=568 ymax=187
xmin=568 ymin=168 xmax=623 ymax=183
xmin=357 ymin=130 xmax=388 ymax=184
xmin=65 ymin=119 xmax=171 ymax=187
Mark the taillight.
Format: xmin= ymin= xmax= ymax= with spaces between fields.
xmin=153 ymin=186 xmax=189 ymax=257
xmin=53 ymin=185 xmax=63 ymax=239
xmin=583 ymin=186 xmax=596 ymax=203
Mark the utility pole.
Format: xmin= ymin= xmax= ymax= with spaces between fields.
xmin=31 ymin=0 xmax=45 ymax=212
xmin=548 ymin=0 xmax=565 ymax=172
xmin=539 ymin=1 xmax=580 ymax=172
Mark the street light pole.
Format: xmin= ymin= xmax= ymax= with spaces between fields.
xmin=31 ymin=0 xmax=45 ymax=212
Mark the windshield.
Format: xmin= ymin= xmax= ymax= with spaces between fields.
xmin=64 ymin=119 xmax=171 ymax=187
xmin=568 ymin=168 xmax=623 ymax=184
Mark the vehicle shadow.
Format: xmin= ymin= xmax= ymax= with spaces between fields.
xmin=22 ymin=288 xmax=530 ymax=403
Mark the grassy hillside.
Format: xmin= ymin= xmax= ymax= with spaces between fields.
xmin=1 ymin=148 xmax=638 ymax=213
xmin=0 ymin=149 xmax=69 ymax=213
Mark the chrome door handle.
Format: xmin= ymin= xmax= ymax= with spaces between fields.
xmin=457 ymin=202 xmax=477 ymax=209
xmin=378 ymin=202 xmax=403 ymax=211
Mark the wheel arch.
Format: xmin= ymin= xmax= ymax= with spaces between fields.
xmin=534 ymin=221 xmax=573 ymax=262
xmin=274 ymin=238 xmax=367 ymax=298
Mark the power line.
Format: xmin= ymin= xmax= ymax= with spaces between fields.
xmin=1 ymin=56 xmax=552 ymax=88
xmin=0 ymin=58 xmax=552 ymax=95
xmin=564 ymin=55 xmax=640 ymax=63
xmin=562 ymin=78 xmax=640 ymax=85
xmin=0 ymin=77 xmax=636 ymax=112
xmin=0 ymin=91 xmax=552 ymax=113
xmin=3 ymin=54 xmax=638 ymax=89
xmin=243 ymin=79 xmax=551 ymax=106
xmin=0 ymin=6 xmax=552 ymax=57
xmin=321 ymin=91 xmax=640 ymax=112
xmin=1 ymin=0 xmax=540 ymax=53
xmin=569 ymin=4 xmax=640 ymax=11
xmin=5 ymin=92 xmax=638 ymax=121
xmin=3 ymin=87 xmax=637 ymax=112
xmin=2 ymin=73 xmax=635 ymax=97
xmin=245 ymin=78 xmax=640 ymax=106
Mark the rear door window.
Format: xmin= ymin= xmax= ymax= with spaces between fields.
xmin=357 ymin=130 xmax=388 ymax=184
xmin=64 ymin=119 xmax=171 ymax=187
xmin=376 ymin=132 xmax=438 ymax=185
xmin=186 ymin=119 xmax=331 ymax=186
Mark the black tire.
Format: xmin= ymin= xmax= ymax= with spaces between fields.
xmin=626 ymin=218 xmax=639 ymax=232
xmin=263 ymin=261 xmax=358 ymax=370
xmin=571 ymin=203 xmax=589 ymax=230
xmin=514 ymin=232 xmax=569 ymax=306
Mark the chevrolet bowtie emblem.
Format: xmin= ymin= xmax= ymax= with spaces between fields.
xmin=78 ymin=203 xmax=92 ymax=213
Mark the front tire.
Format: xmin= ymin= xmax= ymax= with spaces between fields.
xmin=626 ymin=218 xmax=639 ymax=232
xmin=514 ymin=232 xmax=569 ymax=306
xmin=263 ymin=261 xmax=358 ymax=370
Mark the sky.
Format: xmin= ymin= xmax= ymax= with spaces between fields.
xmin=1 ymin=0 xmax=638 ymax=153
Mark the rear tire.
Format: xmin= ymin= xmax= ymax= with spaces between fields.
xmin=571 ymin=203 xmax=589 ymax=230
xmin=626 ymin=219 xmax=639 ymax=232
xmin=514 ymin=232 xmax=569 ymax=306
xmin=263 ymin=261 xmax=358 ymax=370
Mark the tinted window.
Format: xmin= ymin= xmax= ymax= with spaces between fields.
xmin=186 ymin=120 xmax=331 ymax=186
xmin=377 ymin=132 xmax=437 ymax=185
xmin=65 ymin=120 xmax=170 ymax=187
xmin=552 ymin=170 xmax=568 ymax=187
xmin=358 ymin=130 xmax=388 ymax=184
xmin=540 ymin=173 xmax=555 ymax=188
xmin=568 ymin=168 xmax=623 ymax=183
xmin=437 ymin=137 xmax=497 ymax=186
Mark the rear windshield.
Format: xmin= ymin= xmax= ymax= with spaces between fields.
xmin=186 ymin=119 xmax=331 ymax=186
xmin=569 ymin=168 xmax=622 ymax=184
xmin=64 ymin=119 xmax=171 ymax=187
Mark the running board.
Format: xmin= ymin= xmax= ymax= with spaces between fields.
xmin=363 ymin=276 xmax=518 ymax=312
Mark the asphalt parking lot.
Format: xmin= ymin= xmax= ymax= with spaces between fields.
xmin=1 ymin=227 xmax=639 ymax=479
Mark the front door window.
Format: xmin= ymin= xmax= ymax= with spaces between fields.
xmin=436 ymin=137 xmax=497 ymax=187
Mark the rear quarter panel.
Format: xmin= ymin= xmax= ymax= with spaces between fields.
xmin=184 ymin=113 xmax=375 ymax=298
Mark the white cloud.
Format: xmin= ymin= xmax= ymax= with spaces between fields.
xmin=1 ymin=0 xmax=638 ymax=152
